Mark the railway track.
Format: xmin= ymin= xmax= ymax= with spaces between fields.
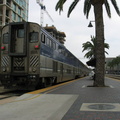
xmin=0 ymin=87 xmax=29 ymax=104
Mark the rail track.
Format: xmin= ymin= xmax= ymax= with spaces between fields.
xmin=0 ymin=87 xmax=29 ymax=104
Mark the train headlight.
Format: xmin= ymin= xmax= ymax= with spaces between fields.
xmin=2 ymin=67 xmax=6 ymax=72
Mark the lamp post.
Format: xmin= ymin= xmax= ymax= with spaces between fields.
xmin=87 ymin=20 xmax=96 ymax=80
xmin=88 ymin=21 xmax=95 ymax=36
xmin=88 ymin=21 xmax=95 ymax=27
xmin=88 ymin=20 xmax=96 ymax=55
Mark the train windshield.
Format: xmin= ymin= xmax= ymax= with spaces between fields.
xmin=29 ymin=32 xmax=38 ymax=42
xmin=3 ymin=33 xmax=9 ymax=44
xmin=17 ymin=29 xmax=24 ymax=38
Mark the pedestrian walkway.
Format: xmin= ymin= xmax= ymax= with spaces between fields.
xmin=59 ymin=77 xmax=120 ymax=120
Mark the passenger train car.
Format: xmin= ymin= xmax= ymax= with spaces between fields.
xmin=0 ymin=22 xmax=89 ymax=90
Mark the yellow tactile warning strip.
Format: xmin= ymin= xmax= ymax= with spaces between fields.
xmin=27 ymin=78 xmax=81 ymax=94
xmin=8 ymin=78 xmax=82 ymax=103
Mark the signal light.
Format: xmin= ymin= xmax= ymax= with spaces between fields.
xmin=34 ymin=45 xmax=39 ymax=49
xmin=1 ymin=46 xmax=5 ymax=50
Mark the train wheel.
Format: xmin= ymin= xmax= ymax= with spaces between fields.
xmin=35 ymin=79 xmax=43 ymax=89
xmin=41 ymin=77 xmax=57 ymax=88
xmin=41 ymin=78 xmax=47 ymax=88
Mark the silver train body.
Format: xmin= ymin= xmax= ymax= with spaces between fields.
xmin=0 ymin=22 xmax=89 ymax=90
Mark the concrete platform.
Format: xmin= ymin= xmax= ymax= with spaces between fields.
xmin=0 ymin=94 xmax=78 ymax=120
xmin=0 ymin=77 xmax=120 ymax=120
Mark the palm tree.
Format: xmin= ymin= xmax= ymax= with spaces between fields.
xmin=82 ymin=36 xmax=96 ymax=59
xmin=107 ymin=61 xmax=114 ymax=73
xmin=55 ymin=0 xmax=120 ymax=87
xmin=82 ymin=36 xmax=109 ymax=59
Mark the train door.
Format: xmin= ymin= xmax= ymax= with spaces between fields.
xmin=8 ymin=23 xmax=27 ymax=73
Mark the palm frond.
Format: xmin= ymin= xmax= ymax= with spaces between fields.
xmin=110 ymin=0 xmax=120 ymax=16
xmin=84 ymin=0 xmax=89 ymax=14
xmin=104 ymin=0 xmax=111 ymax=18
xmin=84 ymin=0 xmax=91 ymax=19
xmin=82 ymin=35 xmax=109 ymax=59
xmin=86 ymin=3 xmax=91 ymax=19
xmin=105 ymin=51 xmax=109 ymax=55
xmin=90 ymin=36 xmax=96 ymax=45
xmin=67 ymin=0 xmax=79 ymax=17
xmin=104 ymin=43 xmax=110 ymax=49
xmin=84 ymin=51 xmax=94 ymax=59
xmin=82 ymin=42 xmax=94 ymax=52
xmin=55 ymin=0 xmax=67 ymax=13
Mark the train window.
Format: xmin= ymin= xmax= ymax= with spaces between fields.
xmin=46 ymin=37 xmax=50 ymax=46
xmin=67 ymin=69 xmax=71 ymax=74
xmin=53 ymin=42 xmax=56 ymax=50
xmin=49 ymin=39 xmax=52 ymax=48
xmin=41 ymin=33 xmax=45 ymax=43
xmin=3 ymin=33 xmax=8 ymax=44
xmin=58 ymin=45 xmax=62 ymax=53
xmin=65 ymin=53 xmax=68 ymax=57
xmin=46 ymin=37 xmax=53 ymax=48
xmin=29 ymin=32 xmax=38 ymax=42
xmin=56 ymin=44 xmax=58 ymax=50
xmin=17 ymin=29 xmax=24 ymax=38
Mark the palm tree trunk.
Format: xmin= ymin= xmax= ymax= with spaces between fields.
xmin=93 ymin=3 xmax=105 ymax=86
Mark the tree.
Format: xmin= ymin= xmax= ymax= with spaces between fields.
xmin=107 ymin=57 xmax=120 ymax=74
xmin=82 ymin=36 xmax=109 ymax=59
xmin=107 ymin=61 xmax=114 ymax=73
xmin=55 ymin=0 xmax=120 ymax=87
xmin=82 ymin=36 xmax=96 ymax=59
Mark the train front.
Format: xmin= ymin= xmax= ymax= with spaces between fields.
xmin=0 ymin=22 xmax=41 ymax=90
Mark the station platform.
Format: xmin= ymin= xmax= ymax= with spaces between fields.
xmin=0 ymin=76 xmax=120 ymax=120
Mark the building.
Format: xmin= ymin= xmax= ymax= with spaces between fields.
xmin=44 ymin=24 xmax=66 ymax=44
xmin=0 ymin=0 xmax=29 ymax=31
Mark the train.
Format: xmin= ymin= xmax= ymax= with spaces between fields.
xmin=0 ymin=22 xmax=89 ymax=90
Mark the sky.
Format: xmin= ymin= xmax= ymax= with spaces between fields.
xmin=28 ymin=0 xmax=120 ymax=65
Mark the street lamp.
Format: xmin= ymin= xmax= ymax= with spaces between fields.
xmin=88 ymin=21 xmax=95 ymax=27
xmin=87 ymin=20 xmax=96 ymax=68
